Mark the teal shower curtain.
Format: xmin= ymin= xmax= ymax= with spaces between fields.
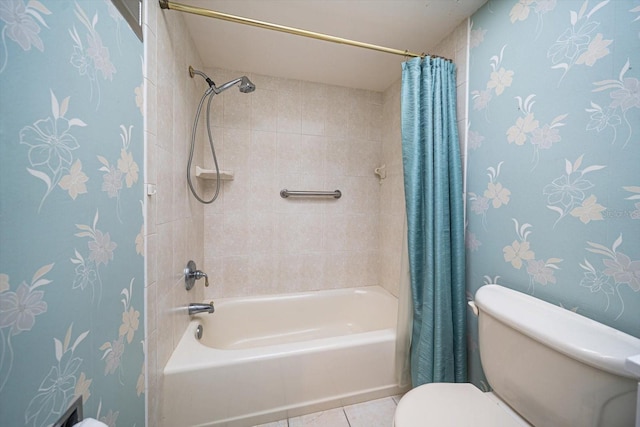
xmin=401 ymin=56 xmax=467 ymax=386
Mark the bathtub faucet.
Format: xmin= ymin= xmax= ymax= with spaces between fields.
xmin=188 ymin=301 xmax=215 ymax=315
xmin=185 ymin=260 xmax=209 ymax=290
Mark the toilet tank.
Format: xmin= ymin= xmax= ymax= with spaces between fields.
xmin=475 ymin=285 xmax=640 ymax=427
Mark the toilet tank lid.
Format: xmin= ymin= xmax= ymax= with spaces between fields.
xmin=475 ymin=284 xmax=640 ymax=379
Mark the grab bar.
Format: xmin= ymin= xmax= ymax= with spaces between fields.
xmin=280 ymin=189 xmax=342 ymax=199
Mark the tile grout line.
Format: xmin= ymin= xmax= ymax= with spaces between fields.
xmin=342 ymin=407 xmax=352 ymax=427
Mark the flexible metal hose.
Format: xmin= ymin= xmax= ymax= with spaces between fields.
xmin=187 ymin=89 xmax=221 ymax=204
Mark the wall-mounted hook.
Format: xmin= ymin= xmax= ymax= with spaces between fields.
xmin=185 ymin=260 xmax=209 ymax=290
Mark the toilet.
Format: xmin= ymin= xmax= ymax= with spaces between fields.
xmin=394 ymin=284 xmax=640 ymax=427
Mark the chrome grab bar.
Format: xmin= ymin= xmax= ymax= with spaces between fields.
xmin=280 ymin=189 xmax=342 ymax=199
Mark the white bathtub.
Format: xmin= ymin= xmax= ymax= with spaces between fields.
xmin=162 ymin=285 xmax=406 ymax=427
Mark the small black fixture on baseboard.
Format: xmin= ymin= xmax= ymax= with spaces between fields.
xmin=53 ymin=396 xmax=83 ymax=427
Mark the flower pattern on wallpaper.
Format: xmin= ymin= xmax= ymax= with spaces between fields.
xmin=19 ymin=91 xmax=88 ymax=210
xmin=69 ymin=1 xmax=116 ymax=108
xmin=104 ymin=0 xmax=125 ymax=53
xmin=581 ymin=234 xmax=640 ymax=319
xmin=0 ymin=264 xmax=52 ymax=393
xmin=469 ymin=22 xmax=487 ymax=49
xmin=135 ymin=81 xmax=143 ymax=114
xmin=503 ymin=219 xmax=562 ymax=292
xmin=542 ymin=154 xmax=606 ymax=226
xmin=467 ymin=124 xmax=485 ymax=150
xmin=506 ymin=94 xmax=568 ymax=169
xmin=466 ymin=231 xmax=482 ymax=252
xmin=589 ymin=59 xmax=638 ymax=147
xmin=71 ymin=210 xmax=117 ymax=305
xmin=0 ymin=0 xmax=51 ymax=73
xmin=468 ymin=162 xmax=511 ymax=229
xmin=26 ymin=323 xmax=89 ymax=427
xmin=136 ymin=342 xmax=145 ymax=397
xmin=1 ymin=1 xmax=144 ymax=425
xmin=100 ymin=408 xmax=119 ymax=427
xmin=510 ymin=0 xmax=557 ymax=38
xmin=99 ymin=279 xmax=139 ymax=383
xmin=135 ymin=225 xmax=144 ymax=255
xmin=95 ymin=399 xmax=119 ymax=427
xmin=465 ymin=219 xmax=483 ymax=253
xmin=59 ymin=159 xmax=89 ymax=199
xmin=471 ymin=45 xmax=514 ymax=113
xmin=547 ymin=0 xmax=612 ymax=84
xmin=623 ymin=186 xmax=640 ymax=219
xmin=97 ymin=125 xmax=139 ymax=222
xmin=467 ymin=0 xmax=639 ymax=391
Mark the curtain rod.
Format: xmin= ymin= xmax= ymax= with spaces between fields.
xmin=158 ymin=0 xmax=451 ymax=61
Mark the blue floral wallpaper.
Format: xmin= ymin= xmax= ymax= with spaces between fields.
xmin=467 ymin=0 xmax=640 ymax=388
xmin=0 ymin=1 xmax=144 ymax=426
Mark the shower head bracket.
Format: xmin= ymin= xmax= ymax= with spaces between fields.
xmin=188 ymin=65 xmax=195 ymax=78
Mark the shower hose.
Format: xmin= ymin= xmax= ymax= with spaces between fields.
xmin=187 ymin=88 xmax=221 ymax=204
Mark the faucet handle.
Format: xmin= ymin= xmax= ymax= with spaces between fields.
xmin=195 ymin=270 xmax=209 ymax=286
xmin=185 ymin=260 xmax=210 ymax=290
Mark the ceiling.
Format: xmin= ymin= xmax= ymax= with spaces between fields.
xmin=179 ymin=0 xmax=486 ymax=92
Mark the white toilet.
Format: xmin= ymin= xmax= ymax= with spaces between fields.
xmin=394 ymin=284 xmax=640 ymax=427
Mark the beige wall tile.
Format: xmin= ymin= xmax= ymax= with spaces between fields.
xmin=302 ymin=95 xmax=327 ymax=136
xmin=222 ymin=255 xmax=252 ymax=296
xmin=250 ymin=130 xmax=277 ymax=174
xmin=224 ymin=90 xmax=252 ymax=130
xmin=277 ymin=90 xmax=302 ymax=133
xmin=252 ymin=89 xmax=278 ymax=131
xmin=145 ymin=2 xmax=206 ymax=424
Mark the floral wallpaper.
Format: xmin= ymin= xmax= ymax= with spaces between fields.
xmin=467 ymin=0 xmax=640 ymax=389
xmin=0 ymin=1 xmax=144 ymax=426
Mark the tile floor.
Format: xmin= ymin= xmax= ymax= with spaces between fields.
xmin=255 ymin=395 xmax=401 ymax=427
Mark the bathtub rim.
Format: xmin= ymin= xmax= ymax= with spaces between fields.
xmin=201 ymin=283 xmax=396 ymax=309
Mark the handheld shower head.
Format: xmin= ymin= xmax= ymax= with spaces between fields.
xmin=214 ymin=76 xmax=256 ymax=94
xmin=188 ymin=66 xmax=256 ymax=95
xmin=187 ymin=66 xmax=257 ymax=205
xmin=239 ymin=76 xmax=256 ymax=93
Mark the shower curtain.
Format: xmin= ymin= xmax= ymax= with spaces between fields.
xmin=401 ymin=56 xmax=466 ymax=386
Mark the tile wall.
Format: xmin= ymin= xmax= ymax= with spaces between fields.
xmin=143 ymin=1 xmax=206 ymax=424
xmin=200 ymin=70 xmax=385 ymax=299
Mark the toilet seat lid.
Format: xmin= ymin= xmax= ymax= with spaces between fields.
xmin=394 ymin=383 xmax=528 ymax=427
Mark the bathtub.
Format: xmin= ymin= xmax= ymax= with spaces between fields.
xmin=162 ymin=285 xmax=406 ymax=427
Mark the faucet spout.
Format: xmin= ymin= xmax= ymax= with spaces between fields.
xmin=188 ymin=301 xmax=215 ymax=315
